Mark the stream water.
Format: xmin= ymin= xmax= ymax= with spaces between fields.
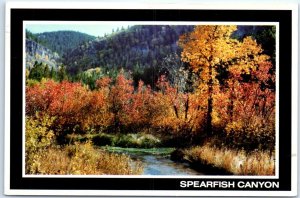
xmin=104 ymin=147 xmax=203 ymax=175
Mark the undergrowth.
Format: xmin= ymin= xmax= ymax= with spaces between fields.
xmin=25 ymin=115 xmax=144 ymax=175
xmin=183 ymin=144 xmax=275 ymax=175
xmin=28 ymin=142 xmax=144 ymax=175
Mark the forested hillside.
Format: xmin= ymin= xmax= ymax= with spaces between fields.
xmin=65 ymin=25 xmax=275 ymax=88
xmin=26 ymin=25 xmax=275 ymax=88
xmin=63 ymin=25 xmax=195 ymax=85
xmin=26 ymin=30 xmax=96 ymax=56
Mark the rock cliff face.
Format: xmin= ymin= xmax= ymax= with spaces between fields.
xmin=26 ymin=39 xmax=61 ymax=69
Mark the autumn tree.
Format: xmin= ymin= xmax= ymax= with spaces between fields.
xmin=126 ymin=80 xmax=154 ymax=131
xmin=109 ymin=73 xmax=134 ymax=133
xmin=179 ymin=25 xmax=271 ymax=137
xmin=222 ymin=60 xmax=275 ymax=150
xmin=26 ymin=79 xmax=93 ymax=135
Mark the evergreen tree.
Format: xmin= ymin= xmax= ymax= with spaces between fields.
xmin=50 ymin=66 xmax=57 ymax=80
xmin=44 ymin=65 xmax=50 ymax=78
xmin=57 ymin=65 xmax=68 ymax=82
xmin=28 ymin=62 xmax=44 ymax=81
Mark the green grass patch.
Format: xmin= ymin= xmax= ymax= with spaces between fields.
xmin=91 ymin=133 xmax=162 ymax=148
xmin=65 ymin=132 xmax=163 ymax=148
xmin=102 ymin=146 xmax=175 ymax=155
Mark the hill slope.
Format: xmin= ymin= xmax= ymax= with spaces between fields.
xmin=63 ymin=25 xmax=195 ymax=75
xmin=30 ymin=30 xmax=96 ymax=56
xmin=25 ymin=30 xmax=96 ymax=69
xmin=25 ymin=25 xmax=275 ymax=87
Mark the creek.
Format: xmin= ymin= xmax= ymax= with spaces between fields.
xmin=103 ymin=147 xmax=203 ymax=175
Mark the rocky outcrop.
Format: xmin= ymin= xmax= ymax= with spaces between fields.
xmin=26 ymin=39 xmax=61 ymax=69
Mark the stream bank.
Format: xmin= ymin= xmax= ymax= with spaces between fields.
xmin=102 ymin=146 xmax=203 ymax=175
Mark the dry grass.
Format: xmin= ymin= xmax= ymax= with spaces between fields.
xmin=26 ymin=142 xmax=144 ymax=175
xmin=183 ymin=144 xmax=275 ymax=175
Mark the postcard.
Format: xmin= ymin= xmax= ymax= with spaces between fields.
xmin=5 ymin=2 xmax=298 ymax=196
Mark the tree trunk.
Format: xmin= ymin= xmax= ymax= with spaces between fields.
xmin=173 ymin=105 xmax=179 ymax=119
xmin=206 ymin=64 xmax=213 ymax=137
xmin=184 ymin=95 xmax=189 ymax=120
xmin=207 ymin=95 xmax=212 ymax=136
xmin=228 ymin=93 xmax=234 ymax=123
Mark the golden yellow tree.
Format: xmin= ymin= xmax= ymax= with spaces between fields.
xmin=179 ymin=25 xmax=270 ymax=136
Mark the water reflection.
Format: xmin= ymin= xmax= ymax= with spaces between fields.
xmin=140 ymin=155 xmax=202 ymax=175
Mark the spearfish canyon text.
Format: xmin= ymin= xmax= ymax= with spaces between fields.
xmin=180 ymin=181 xmax=279 ymax=189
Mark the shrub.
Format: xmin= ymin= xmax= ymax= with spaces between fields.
xmin=137 ymin=134 xmax=161 ymax=148
xmin=90 ymin=133 xmax=161 ymax=148
xmin=26 ymin=78 xmax=40 ymax=87
xmin=213 ymin=81 xmax=275 ymax=150
xmin=25 ymin=114 xmax=55 ymax=174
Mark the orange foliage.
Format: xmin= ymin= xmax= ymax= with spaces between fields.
xmin=179 ymin=25 xmax=275 ymax=141
xmin=26 ymin=25 xmax=275 ymax=150
xmin=26 ymin=80 xmax=112 ymax=132
xmin=127 ymin=81 xmax=154 ymax=127
xmin=150 ymin=76 xmax=206 ymax=140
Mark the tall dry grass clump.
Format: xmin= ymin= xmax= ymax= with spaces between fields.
xmin=34 ymin=142 xmax=144 ymax=175
xmin=183 ymin=144 xmax=275 ymax=175
xmin=25 ymin=115 xmax=144 ymax=175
